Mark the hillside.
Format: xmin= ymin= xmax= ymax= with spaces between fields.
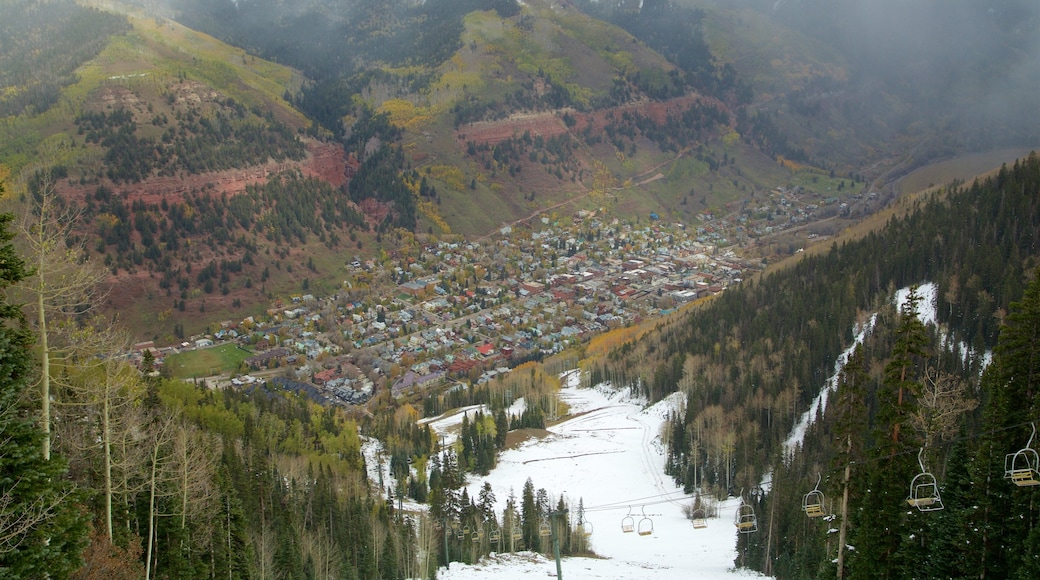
xmin=166 ymin=0 xmax=860 ymax=236
xmin=0 ymin=3 xmax=394 ymax=338
xmin=591 ymin=153 xmax=1040 ymax=577
xmin=5 ymin=1 xmax=1040 ymax=578
xmin=2 ymin=0 xmax=1035 ymax=338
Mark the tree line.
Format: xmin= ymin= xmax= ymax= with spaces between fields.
xmin=1 ymin=171 xmax=436 ymax=577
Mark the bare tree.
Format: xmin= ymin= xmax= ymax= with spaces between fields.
xmin=143 ymin=410 xmax=179 ymax=580
xmin=14 ymin=166 xmax=107 ymax=460
xmin=49 ymin=320 xmax=149 ymax=542
xmin=910 ymin=365 xmax=978 ymax=448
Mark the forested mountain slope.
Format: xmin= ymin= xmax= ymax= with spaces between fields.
xmin=4 ymin=0 xmax=1038 ymax=336
xmin=0 ymin=1 xmax=388 ymax=337
xmin=590 ymin=152 xmax=1040 ymax=577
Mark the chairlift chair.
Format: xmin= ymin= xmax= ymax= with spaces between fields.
xmin=734 ymin=493 xmax=758 ymax=533
xmin=489 ymin=527 xmax=501 ymax=544
xmin=575 ymin=519 xmax=593 ymax=538
xmin=621 ymin=506 xmax=635 ymax=533
xmin=472 ymin=527 xmax=483 ymax=543
xmin=539 ymin=518 xmax=552 ymax=537
xmin=637 ymin=507 xmax=654 ymax=536
xmin=907 ymin=448 xmax=944 ymax=511
xmin=511 ymin=525 xmax=522 ymax=542
xmin=454 ymin=524 xmax=464 ymax=541
xmin=802 ymin=474 xmax=827 ymax=518
xmin=1005 ymin=423 xmax=1040 ymax=487
xmin=691 ymin=508 xmax=707 ymax=529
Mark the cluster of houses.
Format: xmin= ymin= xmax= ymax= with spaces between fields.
xmin=142 ymin=211 xmax=766 ymax=406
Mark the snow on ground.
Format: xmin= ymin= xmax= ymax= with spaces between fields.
xmin=783 ymin=281 xmax=992 ymax=460
xmin=782 ymin=313 xmax=877 ymax=459
xmin=895 ymin=282 xmax=938 ymax=328
xmin=506 ymin=396 xmax=527 ymax=418
xmin=432 ymin=381 xmax=768 ymax=579
xmin=419 ymin=404 xmax=489 ymax=447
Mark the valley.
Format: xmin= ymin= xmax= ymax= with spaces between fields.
xmin=0 ymin=0 xmax=1038 ymax=578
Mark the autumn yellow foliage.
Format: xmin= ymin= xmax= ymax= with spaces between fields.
xmin=429 ymin=165 xmax=467 ymax=191
xmin=585 ymin=324 xmax=648 ymax=360
xmin=777 ymin=156 xmax=809 ymax=172
xmin=378 ymin=98 xmax=432 ymax=130
xmin=419 ymin=200 xmax=451 ymax=234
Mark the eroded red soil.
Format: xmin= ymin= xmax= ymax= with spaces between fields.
xmin=454 ymin=94 xmax=725 ymax=146
xmin=56 ymin=139 xmax=349 ymax=206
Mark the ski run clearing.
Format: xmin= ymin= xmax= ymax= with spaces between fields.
xmin=416 ymin=371 xmax=768 ymax=579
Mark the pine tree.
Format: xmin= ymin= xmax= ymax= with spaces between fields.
xmin=521 ymin=478 xmax=538 ymax=551
xmin=379 ymin=530 xmax=398 ymax=580
xmin=963 ymin=269 xmax=1040 ymax=578
xmin=0 ymin=204 xmax=90 ymax=577
xmin=851 ymin=288 xmax=931 ymax=579
xmin=832 ymin=344 xmax=870 ymax=580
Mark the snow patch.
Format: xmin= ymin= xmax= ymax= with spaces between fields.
xmin=784 ymin=281 xmax=992 ymax=460
xmin=783 ymin=314 xmax=877 ymax=459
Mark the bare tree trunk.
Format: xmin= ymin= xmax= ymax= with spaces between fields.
xmin=16 ymin=165 xmax=105 ymax=460
xmin=146 ymin=438 xmax=160 ymax=580
xmin=38 ymin=291 xmax=49 ymax=460
xmin=103 ymin=389 xmax=112 ymax=539
xmin=837 ymin=441 xmax=852 ymax=580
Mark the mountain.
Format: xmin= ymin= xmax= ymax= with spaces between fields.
xmin=3 ymin=1 xmax=1040 ymax=577
xmin=2 ymin=0 xmax=1037 ymax=339
xmin=0 ymin=1 xmax=375 ymax=338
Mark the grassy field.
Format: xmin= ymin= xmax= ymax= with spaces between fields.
xmin=894 ymin=147 xmax=1037 ymax=195
xmin=164 ymin=343 xmax=253 ymax=379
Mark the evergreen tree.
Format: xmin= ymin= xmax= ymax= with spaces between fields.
xmin=832 ymin=344 xmax=870 ymax=580
xmin=477 ymin=482 xmax=496 ymax=524
xmin=494 ymin=409 xmax=508 ymax=448
xmin=963 ymin=269 xmax=1040 ymax=578
xmin=851 ymin=288 xmax=931 ymax=579
xmin=521 ymin=478 xmax=538 ymax=551
xmin=379 ymin=530 xmax=398 ymax=580
xmin=0 ymin=204 xmax=89 ymax=577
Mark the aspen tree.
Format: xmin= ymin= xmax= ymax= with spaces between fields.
xmin=16 ymin=167 xmax=106 ymax=460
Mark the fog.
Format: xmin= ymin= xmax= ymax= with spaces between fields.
xmin=714 ymin=0 xmax=1040 ymax=149
xmin=138 ymin=0 xmax=1040 ymax=153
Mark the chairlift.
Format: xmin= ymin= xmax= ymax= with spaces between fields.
xmin=511 ymin=525 xmax=522 ymax=542
xmin=691 ymin=508 xmax=707 ymax=529
xmin=621 ymin=506 xmax=635 ymax=533
xmin=734 ymin=492 xmax=757 ymax=533
xmin=454 ymin=524 xmax=464 ymax=540
xmin=471 ymin=527 xmax=483 ymax=543
xmin=802 ymin=474 xmax=827 ymax=518
xmin=489 ymin=526 xmax=501 ymax=544
xmin=539 ymin=518 xmax=552 ymax=537
xmin=907 ymin=448 xmax=944 ymax=511
xmin=1005 ymin=422 xmax=1040 ymax=487
xmin=637 ymin=506 xmax=654 ymax=536
xmin=575 ymin=519 xmax=593 ymax=538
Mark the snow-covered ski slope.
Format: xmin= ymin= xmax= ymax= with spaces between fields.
xmin=431 ymin=372 xmax=767 ymax=579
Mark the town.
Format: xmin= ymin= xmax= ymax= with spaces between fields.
xmin=142 ymin=179 xmax=877 ymax=406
